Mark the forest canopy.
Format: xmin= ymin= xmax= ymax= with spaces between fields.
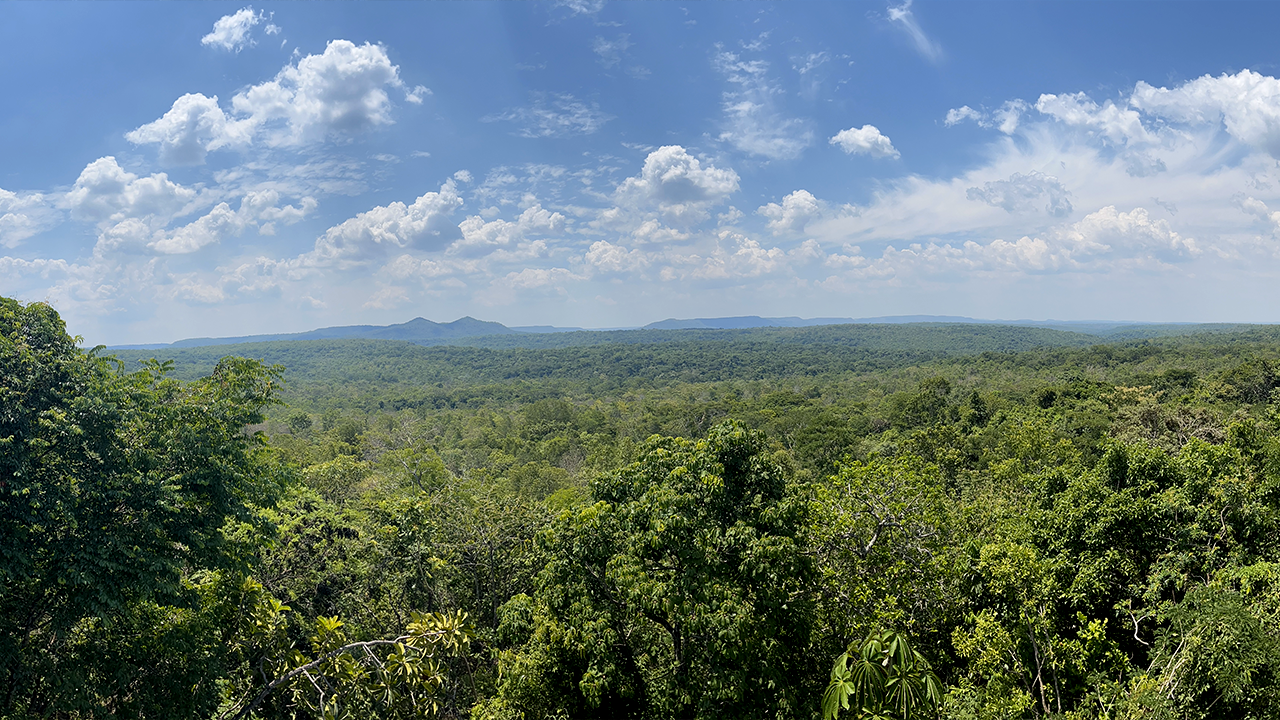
xmin=6 ymin=296 xmax=1280 ymax=720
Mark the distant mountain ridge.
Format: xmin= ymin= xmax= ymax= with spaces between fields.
xmin=164 ymin=316 xmax=514 ymax=348
xmin=640 ymin=315 xmax=1187 ymax=336
xmin=109 ymin=313 xmax=1215 ymax=350
xmin=643 ymin=316 xmax=856 ymax=330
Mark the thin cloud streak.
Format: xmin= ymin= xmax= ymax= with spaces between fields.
xmin=887 ymin=0 xmax=942 ymax=62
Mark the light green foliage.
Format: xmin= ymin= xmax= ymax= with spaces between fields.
xmin=949 ymin=542 xmax=1067 ymax=718
xmin=222 ymin=577 xmax=474 ymax=720
xmin=824 ymin=629 xmax=944 ymax=720
xmin=303 ymin=454 xmax=371 ymax=503
xmin=809 ymin=455 xmax=951 ymax=647
xmin=939 ymin=422 xmax=1280 ymax=719
xmin=378 ymin=442 xmax=450 ymax=493
xmin=364 ymin=481 xmax=551 ymax=629
xmin=1143 ymin=585 xmax=1280 ymax=716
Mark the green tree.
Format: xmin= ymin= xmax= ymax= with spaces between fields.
xmin=808 ymin=456 xmax=951 ymax=650
xmin=0 ymin=298 xmax=286 ymax=717
xmin=822 ymin=629 xmax=943 ymax=720
xmin=288 ymin=411 xmax=315 ymax=436
xmin=481 ymin=422 xmax=816 ymax=720
xmin=302 ymin=454 xmax=371 ymax=504
xmin=222 ymin=591 xmax=474 ymax=720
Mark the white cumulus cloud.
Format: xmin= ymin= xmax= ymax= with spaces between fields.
xmin=1239 ymin=195 xmax=1280 ymax=233
xmin=307 ymin=180 xmax=463 ymax=266
xmin=65 ymin=156 xmax=198 ymax=226
xmin=383 ymin=253 xmax=453 ymax=280
xmin=967 ymin=172 xmax=1073 ymax=217
xmin=0 ymin=190 xmax=58 ymax=248
xmin=944 ymin=101 xmax=1028 ymax=134
xmin=613 ymin=145 xmax=740 ymax=225
xmin=150 ymin=203 xmax=247 ymax=255
xmin=829 ymin=125 xmax=899 ymax=159
xmin=150 ymin=191 xmax=316 ymax=254
xmin=124 ymin=93 xmax=254 ymax=166
xmin=1131 ymin=70 xmax=1280 ymax=159
xmin=453 ymin=204 xmax=566 ymax=256
xmin=630 ymin=219 xmax=690 ymax=246
xmin=1064 ymin=205 xmax=1197 ymax=261
xmin=758 ymin=189 xmax=822 ymax=234
xmin=130 ymin=40 xmax=416 ymax=160
xmin=501 ymin=266 xmax=580 ymax=290
xmin=668 ymin=230 xmax=787 ymax=281
xmin=945 ymin=106 xmax=983 ymax=127
xmin=201 ymin=7 xmax=266 ymax=52
xmin=584 ymin=240 xmax=650 ymax=274
xmin=1035 ymin=92 xmax=1151 ymax=146
xmin=232 ymin=39 xmax=408 ymax=144
xmin=828 ymin=205 xmax=1198 ymax=281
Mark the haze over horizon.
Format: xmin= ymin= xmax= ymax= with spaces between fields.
xmin=110 ymin=312 xmax=1238 ymax=350
xmin=5 ymin=1 xmax=1280 ymax=345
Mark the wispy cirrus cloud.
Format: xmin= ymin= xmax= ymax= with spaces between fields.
xmin=552 ymin=0 xmax=605 ymax=16
xmin=592 ymin=35 xmax=631 ymax=68
xmin=713 ymin=45 xmax=812 ymax=160
xmin=0 ymin=189 xmax=59 ymax=249
xmin=484 ymin=93 xmax=613 ymax=138
xmin=887 ymin=0 xmax=942 ymax=62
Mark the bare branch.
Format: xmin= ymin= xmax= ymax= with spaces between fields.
xmin=225 ymin=630 xmax=451 ymax=720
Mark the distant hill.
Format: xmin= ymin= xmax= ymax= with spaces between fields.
xmin=510 ymin=325 xmax=585 ymax=334
xmin=111 ymin=317 xmax=592 ymax=350
xmin=107 ymin=313 xmax=1258 ymax=351
xmin=640 ymin=315 xmax=1205 ymax=337
xmin=127 ymin=316 xmax=516 ymax=349
xmin=640 ymin=314 xmax=1031 ymax=330
xmin=643 ymin=316 xmax=856 ymax=330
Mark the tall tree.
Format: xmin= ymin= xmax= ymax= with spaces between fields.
xmin=480 ymin=422 xmax=817 ymax=720
xmin=0 ymin=298 xmax=285 ymax=717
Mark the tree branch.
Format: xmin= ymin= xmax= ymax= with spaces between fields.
xmin=224 ymin=630 xmax=449 ymax=720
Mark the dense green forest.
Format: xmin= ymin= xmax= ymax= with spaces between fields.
xmin=7 ymin=296 xmax=1280 ymax=719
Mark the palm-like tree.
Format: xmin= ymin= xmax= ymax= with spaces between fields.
xmin=823 ymin=629 xmax=944 ymax=720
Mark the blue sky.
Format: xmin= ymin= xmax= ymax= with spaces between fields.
xmin=5 ymin=1 xmax=1280 ymax=344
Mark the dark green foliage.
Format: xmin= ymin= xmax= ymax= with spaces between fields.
xmin=1148 ymin=584 xmax=1280 ymax=716
xmin=108 ymin=323 xmax=1100 ymax=393
xmin=288 ymin=411 xmax=314 ymax=435
xmin=891 ymin=377 xmax=957 ymax=429
xmin=482 ymin=422 xmax=816 ymax=720
xmin=0 ymin=298 xmax=286 ymax=717
xmin=1219 ymin=359 xmax=1280 ymax=404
